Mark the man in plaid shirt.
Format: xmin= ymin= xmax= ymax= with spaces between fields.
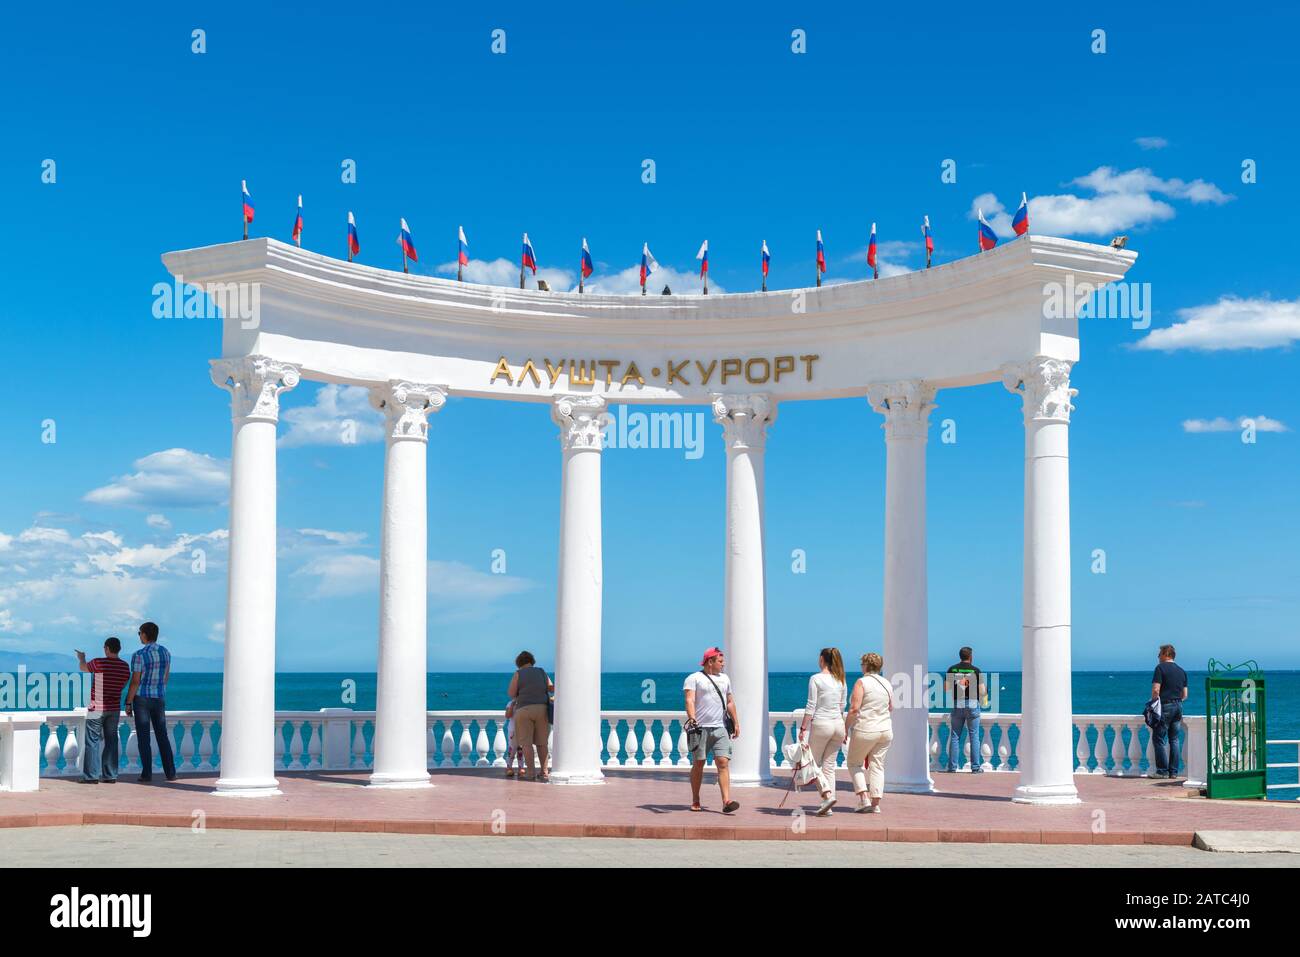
xmin=124 ymin=621 xmax=177 ymax=782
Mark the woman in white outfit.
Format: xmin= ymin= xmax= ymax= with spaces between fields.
xmin=844 ymin=652 xmax=894 ymax=813
xmin=798 ymin=647 xmax=847 ymax=816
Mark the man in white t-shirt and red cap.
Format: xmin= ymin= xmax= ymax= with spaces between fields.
xmin=683 ymin=647 xmax=741 ymax=814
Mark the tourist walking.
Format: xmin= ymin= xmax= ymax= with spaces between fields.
xmin=124 ymin=622 xmax=176 ymax=783
xmin=684 ymin=647 xmax=740 ymax=814
xmin=1150 ymin=644 xmax=1189 ymax=779
xmin=507 ymin=651 xmax=554 ymax=781
xmin=798 ymin=647 xmax=847 ymax=815
xmin=844 ymin=652 xmax=893 ymax=813
xmin=945 ymin=646 xmax=988 ymax=772
xmin=75 ymin=637 xmax=131 ymax=783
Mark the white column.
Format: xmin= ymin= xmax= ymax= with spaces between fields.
xmin=713 ymin=393 xmax=776 ymax=787
xmin=1003 ymin=356 xmax=1081 ymax=805
xmin=866 ymin=380 xmax=937 ymax=793
xmin=549 ymin=395 xmax=610 ymax=785
xmin=209 ymin=355 xmax=300 ymax=797
xmin=368 ymin=382 xmax=445 ymax=788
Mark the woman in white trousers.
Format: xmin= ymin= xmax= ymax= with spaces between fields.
xmin=845 ymin=652 xmax=894 ymax=813
xmin=798 ymin=648 xmax=847 ymax=816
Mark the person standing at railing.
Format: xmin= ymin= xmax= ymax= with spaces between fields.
xmin=798 ymin=647 xmax=847 ymax=816
xmin=844 ymin=652 xmax=893 ymax=813
xmin=508 ymin=651 xmax=554 ymax=782
xmin=74 ymin=637 xmax=131 ymax=784
xmin=684 ymin=647 xmax=741 ymax=814
xmin=944 ymin=647 xmax=989 ymax=772
xmin=1150 ymin=644 xmax=1189 ymax=780
xmin=123 ymin=621 xmax=177 ymax=783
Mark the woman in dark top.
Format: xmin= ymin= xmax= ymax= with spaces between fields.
xmin=507 ymin=651 xmax=554 ymax=781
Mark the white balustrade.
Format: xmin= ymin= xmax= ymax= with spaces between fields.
xmin=24 ymin=709 xmax=1209 ymax=781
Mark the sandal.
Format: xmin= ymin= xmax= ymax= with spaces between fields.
xmin=722 ymin=800 xmax=740 ymax=814
xmin=539 ymin=771 xmax=550 ymax=782
xmin=690 ymin=803 xmax=703 ymax=812
xmin=505 ymin=769 xmax=516 ymax=778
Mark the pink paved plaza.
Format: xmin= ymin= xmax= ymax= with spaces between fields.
xmin=3 ymin=769 xmax=1297 ymax=843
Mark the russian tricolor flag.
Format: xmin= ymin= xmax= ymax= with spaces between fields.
xmin=398 ymin=218 xmax=418 ymax=261
xmin=640 ymin=243 xmax=658 ymax=287
xmin=458 ymin=226 xmax=470 ymax=266
xmin=762 ymin=239 xmax=772 ymax=276
xmin=522 ymin=233 xmax=537 ymax=274
xmin=1012 ymin=192 xmax=1030 ymax=236
xmin=347 ymin=211 xmax=360 ymax=258
xmin=978 ymin=209 xmax=998 ymax=252
xmin=242 ymin=180 xmax=255 ymax=223
xmin=581 ymin=238 xmax=594 ymax=279
xmin=922 ymin=216 xmax=934 ymax=254
xmin=696 ymin=239 xmax=709 ymax=277
xmin=815 ymin=230 xmax=825 ymax=275
xmin=867 ymin=223 xmax=878 ymax=274
xmin=291 ymin=195 xmax=303 ymax=246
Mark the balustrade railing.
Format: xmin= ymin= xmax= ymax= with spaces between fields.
xmin=28 ymin=708 xmax=1210 ymax=785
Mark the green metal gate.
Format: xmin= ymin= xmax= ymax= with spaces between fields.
xmin=1206 ymin=659 xmax=1267 ymax=800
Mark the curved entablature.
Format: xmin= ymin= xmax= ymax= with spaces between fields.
xmin=162 ymin=235 xmax=1137 ymax=404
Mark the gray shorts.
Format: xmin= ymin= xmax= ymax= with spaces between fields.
xmin=689 ymin=726 xmax=732 ymax=763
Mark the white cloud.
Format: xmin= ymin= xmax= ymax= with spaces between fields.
xmin=278 ymin=384 xmax=385 ymax=448
xmin=1183 ymin=416 xmax=1289 ymax=434
xmin=1134 ymin=136 xmax=1169 ymax=151
xmin=293 ymin=553 xmax=534 ymax=619
xmin=84 ymin=449 xmax=229 ymax=509
xmin=298 ymin=528 xmax=367 ymax=546
xmin=207 ymin=619 xmax=225 ymax=644
xmin=1135 ymin=296 xmax=1300 ymax=352
xmin=972 ymin=165 xmax=1233 ymax=238
xmin=436 ymin=256 xmax=576 ymax=292
xmin=439 ymin=256 xmax=722 ymax=296
xmin=295 ymin=553 xmax=378 ymax=598
xmin=146 ymin=514 xmax=171 ymax=530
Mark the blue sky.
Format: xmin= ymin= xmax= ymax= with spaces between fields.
xmin=1 ymin=3 xmax=1296 ymax=672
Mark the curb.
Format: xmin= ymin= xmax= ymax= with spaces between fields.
xmin=0 ymin=812 xmax=1198 ymax=845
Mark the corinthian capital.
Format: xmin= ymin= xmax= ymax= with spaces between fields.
xmin=1001 ymin=357 xmax=1076 ymax=424
xmin=866 ymin=380 xmax=937 ymax=441
xmin=210 ymin=356 xmax=301 ymax=423
xmin=552 ymin=395 xmax=609 ymax=451
xmin=370 ymin=382 xmax=447 ymax=442
xmin=712 ymin=393 xmax=776 ymax=451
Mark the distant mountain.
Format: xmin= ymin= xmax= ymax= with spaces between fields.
xmin=0 ymin=651 xmax=225 ymax=673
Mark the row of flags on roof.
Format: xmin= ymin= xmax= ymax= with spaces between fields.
xmin=239 ymin=181 xmax=1032 ymax=290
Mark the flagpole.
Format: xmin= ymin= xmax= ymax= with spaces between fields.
xmin=579 ymin=251 xmax=584 ymax=294
xmin=243 ymin=215 xmax=248 ymax=242
xmin=403 ymin=250 xmax=408 ymax=274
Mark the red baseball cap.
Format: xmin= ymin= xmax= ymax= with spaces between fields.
xmin=700 ymin=647 xmax=724 ymax=666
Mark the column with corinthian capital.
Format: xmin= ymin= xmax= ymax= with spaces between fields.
xmin=368 ymin=382 xmax=446 ymax=788
xmin=1002 ymin=357 xmax=1080 ymax=804
xmin=713 ymin=393 xmax=776 ymax=786
xmin=209 ymin=355 xmax=300 ymax=796
xmin=866 ymin=380 xmax=937 ymax=793
xmin=549 ymin=395 xmax=610 ymax=784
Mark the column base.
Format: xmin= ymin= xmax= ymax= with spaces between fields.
xmin=885 ymin=779 xmax=936 ymax=795
xmin=212 ymin=776 xmax=283 ymax=798
xmin=548 ymin=769 xmax=605 ymax=786
xmin=1012 ymin=782 xmax=1081 ymax=805
xmin=728 ymin=773 xmax=773 ymax=789
xmin=367 ymin=771 xmax=433 ymax=789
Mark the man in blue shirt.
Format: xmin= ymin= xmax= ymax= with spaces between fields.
xmin=124 ymin=621 xmax=177 ymax=783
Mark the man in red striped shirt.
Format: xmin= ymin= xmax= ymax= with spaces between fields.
xmin=76 ymin=637 xmax=131 ymax=783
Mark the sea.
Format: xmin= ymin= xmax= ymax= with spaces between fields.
xmin=13 ymin=669 xmax=1299 ymax=797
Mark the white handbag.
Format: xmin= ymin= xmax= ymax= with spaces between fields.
xmin=782 ymin=738 xmax=820 ymax=787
